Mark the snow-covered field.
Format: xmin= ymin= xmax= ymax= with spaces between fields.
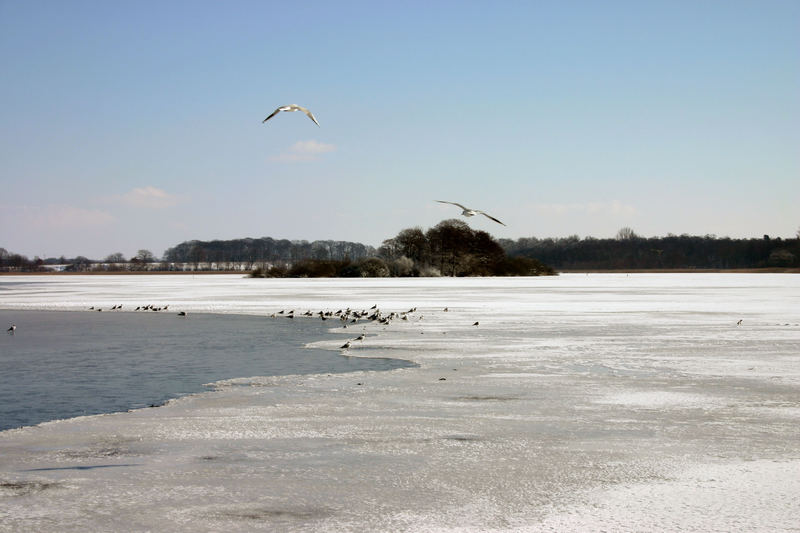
xmin=1 ymin=273 xmax=799 ymax=532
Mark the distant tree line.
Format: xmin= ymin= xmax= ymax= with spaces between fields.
xmin=163 ymin=237 xmax=376 ymax=269
xmin=0 ymin=248 xmax=50 ymax=271
xmin=500 ymin=227 xmax=800 ymax=270
xmin=0 ymin=248 xmax=163 ymax=272
xmin=0 ymin=237 xmax=377 ymax=273
xmin=4 ymin=225 xmax=798 ymax=274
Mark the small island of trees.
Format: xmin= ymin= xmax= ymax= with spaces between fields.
xmin=251 ymin=219 xmax=554 ymax=278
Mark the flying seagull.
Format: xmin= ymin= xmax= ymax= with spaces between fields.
xmin=262 ymin=104 xmax=320 ymax=127
xmin=436 ymin=201 xmax=506 ymax=226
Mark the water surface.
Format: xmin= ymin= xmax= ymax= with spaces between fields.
xmin=0 ymin=309 xmax=414 ymax=431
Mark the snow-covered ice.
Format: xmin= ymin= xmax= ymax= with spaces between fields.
xmin=1 ymin=273 xmax=799 ymax=532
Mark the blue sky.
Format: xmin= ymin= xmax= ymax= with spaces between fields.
xmin=1 ymin=0 xmax=798 ymax=259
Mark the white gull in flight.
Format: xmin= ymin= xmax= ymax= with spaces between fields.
xmin=436 ymin=201 xmax=506 ymax=226
xmin=262 ymin=104 xmax=320 ymax=127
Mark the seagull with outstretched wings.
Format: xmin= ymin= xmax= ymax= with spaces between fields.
xmin=436 ymin=200 xmax=506 ymax=226
xmin=262 ymin=104 xmax=320 ymax=127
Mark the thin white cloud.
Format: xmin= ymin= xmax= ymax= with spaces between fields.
xmin=270 ymin=140 xmax=336 ymax=162
xmin=535 ymin=200 xmax=639 ymax=217
xmin=118 ymin=186 xmax=179 ymax=209
xmin=3 ymin=204 xmax=115 ymax=229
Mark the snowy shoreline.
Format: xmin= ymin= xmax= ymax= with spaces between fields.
xmin=1 ymin=274 xmax=799 ymax=532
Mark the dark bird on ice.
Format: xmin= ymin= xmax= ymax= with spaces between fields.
xmin=473 ymin=321 xmax=479 ymax=326
xmin=340 ymin=341 xmax=351 ymax=350
xmin=7 ymin=324 xmax=16 ymax=334
xmin=178 ymin=311 xmax=187 ymax=317
xmin=262 ymin=104 xmax=320 ymax=127
xmin=436 ymin=201 xmax=506 ymax=225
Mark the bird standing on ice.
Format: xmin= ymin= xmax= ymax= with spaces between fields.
xmin=7 ymin=324 xmax=16 ymax=334
xmin=436 ymin=201 xmax=506 ymax=226
xmin=262 ymin=104 xmax=320 ymax=127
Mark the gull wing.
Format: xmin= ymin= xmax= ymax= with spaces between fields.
xmin=262 ymin=107 xmax=283 ymax=123
xmin=299 ymin=106 xmax=320 ymax=127
xmin=478 ymin=211 xmax=506 ymax=226
xmin=436 ymin=200 xmax=468 ymax=210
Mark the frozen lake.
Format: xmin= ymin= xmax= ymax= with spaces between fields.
xmin=1 ymin=273 xmax=799 ymax=532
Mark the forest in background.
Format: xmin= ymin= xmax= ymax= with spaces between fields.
xmin=2 ymin=225 xmax=799 ymax=274
xmin=500 ymin=227 xmax=800 ymax=270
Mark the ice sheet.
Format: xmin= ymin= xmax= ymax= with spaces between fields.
xmin=1 ymin=273 xmax=799 ymax=532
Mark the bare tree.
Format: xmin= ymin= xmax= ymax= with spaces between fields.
xmin=616 ymin=227 xmax=638 ymax=241
xmin=104 ymin=252 xmax=126 ymax=263
xmin=135 ymin=249 xmax=155 ymax=263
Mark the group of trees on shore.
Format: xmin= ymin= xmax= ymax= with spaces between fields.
xmin=378 ymin=219 xmax=553 ymax=277
xmin=162 ymin=237 xmax=375 ymax=268
xmin=0 ymin=248 xmax=161 ymax=273
xmin=252 ymin=220 xmax=554 ymax=278
xmin=499 ymin=227 xmax=800 ymax=270
xmin=4 ymin=225 xmax=799 ymax=275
